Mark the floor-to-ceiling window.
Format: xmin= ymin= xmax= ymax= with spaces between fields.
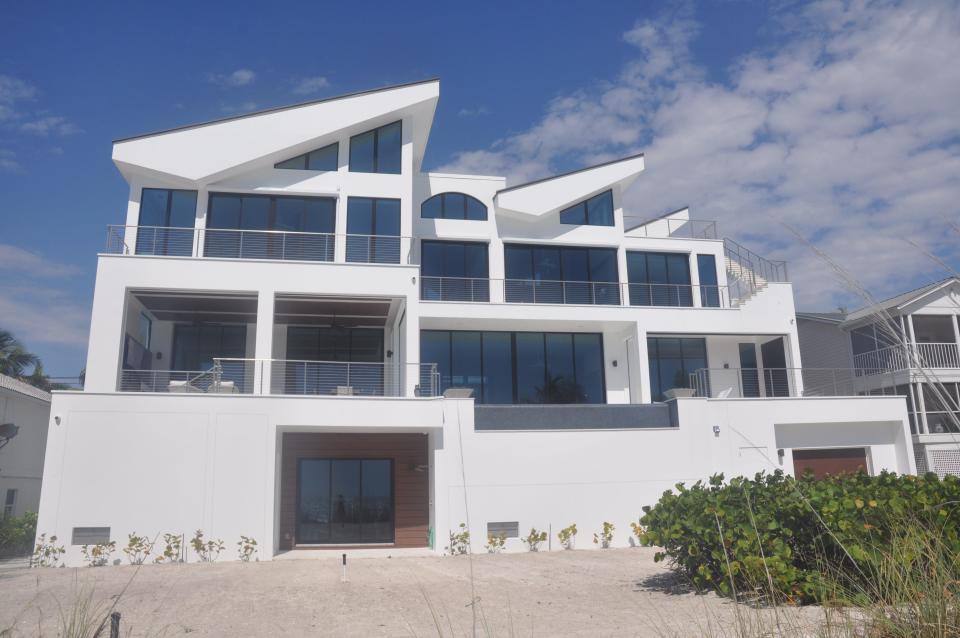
xmin=297 ymin=458 xmax=393 ymax=544
xmin=420 ymin=240 xmax=489 ymax=301
xmin=136 ymin=188 xmax=197 ymax=256
xmin=421 ymin=330 xmax=605 ymax=404
xmin=504 ymin=245 xmax=619 ymax=305
xmin=697 ymin=254 xmax=721 ymax=307
xmin=627 ymin=252 xmax=692 ymax=307
xmin=205 ymin=193 xmax=336 ymax=261
xmin=284 ymin=327 xmax=385 ymax=395
xmin=346 ymin=197 xmax=401 ymax=263
xmin=647 ymin=337 xmax=707 ymax=401
xmin=171 ymin=324 xmax=248 ymax=390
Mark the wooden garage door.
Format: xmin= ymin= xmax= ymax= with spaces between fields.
xmin=793 ymin=448 xmax=868 ymax=479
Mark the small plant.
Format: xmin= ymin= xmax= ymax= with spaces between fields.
xmin=154 ymin=533 xmax=183 ymax=564
xmin=629 ymin=520 xmax=644 ymax=545
xmin=33 ymin=533 xmax=65 ymax=567
xmin=558 ymin=523 xmax=577 ymax=550
xmin=521 ymin=527 xmax=547 ymax=552
xmin=0 ymin=511 xmax=37 ymax=558
xmin=81 ymin=541 xmax=116 ymax=567
xmin=446 ymin=523 xmax=470 ymax=555
xmin=593 ymin=522 xmax=614 ymax=548
xmin=190 ymin=529 xmax=224 ymax=562
xmin=237 ymin=535 xmax=258 ymax=562
xmin=123 ymin=533 xmax=152 ymax=565
xmin=485 ymin=532 xmax=506 ymax=553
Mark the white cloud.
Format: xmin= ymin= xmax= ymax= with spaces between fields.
xmin=437 ymin=1 xmax=960 ymax=310
xmin=0 ymin=244 xmax=88 ymax=346
xmin=209 ymin=68 xmax=256 ymax=87
xmin=458 ymin=106 xmax=490 ymax=117
xmin=0 ymin=149 xmax=19 ymax=173
xmin=292 ymin=76 xmax=330 ymax=95
xmin=20 ymin=115 xmax=80 ymax=136
xmin=0 ymin=75 xmax=36 ymax=121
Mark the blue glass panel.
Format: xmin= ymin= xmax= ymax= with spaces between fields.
xmin=443 ymin=193 xmax=466 ymax=219
xmin=360 ymin=460 xmax=393 ymax=542
xmin=168 ymin=191 xmax=197 ymax=227
xmin=451 ymin=332 xmax=482 ymax=398
xmin=515 ymin=333 xmax=546 ymax=403
xmin=298 ymin=459 xmax=331 ymax=543
xmin=420 ymin=331 xmax=451 ymax=392
xmin=586 ymin=191 xmax=614 ymax=226
xmin=465 ymin=196 xmax=487 ymax=220
xmin=697 ymin=254 xmax=720 ymax=307
xmin=307 ymin=143 xmax=338 ymax=171
xmin=421 ymin=195 xmax=442 ymax=218
xmin=376 ymin=121 xmax=402 ymax=174
xmin=559 ymin=202 xmax=586 ymax=225
xmin=482 ymin=333 xmax=513 ymax=404
xmin=275 ymin=154 xmax=307 ymax=170
xmin=349 ymin=130 xmax=376 ymax=173
xmin=544 ymin=333 xmax=578 ymax=403
xmin=574 ymin=334 xmax=605 ymax=404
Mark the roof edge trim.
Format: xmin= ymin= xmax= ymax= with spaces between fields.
xmin=495 ymin=152 xmax=645 ymax=195
xmin=113 ymin=77 xmax=441 ymax=144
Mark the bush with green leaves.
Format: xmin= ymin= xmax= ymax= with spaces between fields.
xmin=521 ymin=527 xmax=547 ymax=551
xmin=154 ymin=533 xmax=182 ymax=564
xmin=190 ymin=530 xmax=224 ymax=562
xmin=558 ymin=523 xmax=577 ymax=550
xmin=485 ymin=532 xmax=506 ymax=553
xmin=81 ymin=541 xmax=116 ymax=567
xmin=0 ymin=511 xmax=37 ymax=557
xmin=123 ymin=533 xmax=152 ymax=565
xmin=32 ymin=533 xmax=65 ymax=567
xmin=637 ymin=470 xmax=960 ymax=604
xmin=237 ymin=535 xmax=258 ymax=562
xmin=446 ymin=523 xmax=470 ymax=555
xmin=593 ymin=522 xmax=614 ymax=548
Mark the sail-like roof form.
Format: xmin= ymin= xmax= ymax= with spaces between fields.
xmin=112 ymin=79 xmax=440 ymax=184
xmin=494 ymin=153 xmax=645 ymax=218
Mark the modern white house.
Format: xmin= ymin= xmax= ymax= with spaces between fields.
xmin=37 ymin=79 xmax=916 ymax=564
xmin=797 ymin=277 xmax=960 ymax=477
xmin=0 ymin=374 xmax=51 ymax=519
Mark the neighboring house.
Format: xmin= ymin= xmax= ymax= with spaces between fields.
xmin=37 ymin=79 xmax=915 ymax=565
xmin=0 ymin=374 xmax=51 ymax=518
xmin=797 ymin=277 xmax=960 ymax=477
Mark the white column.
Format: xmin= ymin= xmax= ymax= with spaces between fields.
xmin=253 ymin=290 xmax=275 ymax=395
xmin=635 ymin=324 xmax=651 ymax=403
xmin=193 ymin=188 xmax=207 ymax=258
xmin=689 ymin=252 xmax=702 ymax=308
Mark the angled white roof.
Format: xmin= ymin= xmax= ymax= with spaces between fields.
xmin=112 ymin=79 xmax=440 ymax=184
xmin=494 ymin=153 xmax=645 ymax=218
xmin=842 ymin=277 xmax=960 ymax=325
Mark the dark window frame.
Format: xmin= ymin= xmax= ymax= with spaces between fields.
xmin=647 ymin=336 xmax=708 ymax=402
xmin=420 ymin=192 xmax=488 ymax=220
xmin=627 ymin=251 xmax=693 ymax=307
xmin=206 ymin=192 xmax=337 ymax=234
xmin=138 ymin=187 xmax=198 ymax=228
xmin=558 ymin=190 xmax=615 ymax=227
xmin=295 ymin=457 xmax=395 ymax=545
xmin=349 ymin=120 xmax=402 ymax=174
xmin=274 ymin=142 xmax=340 ymax=171
xmin=504 ymin=244 xmax=619 ymax=283
xmin=421 ymin=329 xmax=607 ymax=405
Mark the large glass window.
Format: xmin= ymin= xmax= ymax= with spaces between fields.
xmin=205 ymin=193 xmax=335 ymax=261
xmin=172 ymin=324 xmax=247 ymax=372
xmin=647 ymin=337 xmax=707 ymax=402
xmin=274 ymin=142 xmax=339 ymax=171
xmin=283 ymin=327 xmax=385 ymax=396
xmin=559 ymin=190 xmax=614 ymax=226
xmin=628 ymin=252 xmax=692 ymax=307
xmin=297 ymin=458 xmax=393 ymax=544
xmin=346 ymin=197 xmax=401 ymax=263
xmin=349 ymin=121 xmax=402 ymax=174
xmin=136 ymin=188 xmax=197 ymax=256
xmin=504 ymin=244 xmax=619 ymax=304
xmin=421 ymin=330 xmax=605 ymax=404
xmin=697 ymin=254 xmax=720 ymax=307
xmin=420 ymin=193 xmax=487 ymax=220
xmin=420 ymin=241 xmax=489 ymax=302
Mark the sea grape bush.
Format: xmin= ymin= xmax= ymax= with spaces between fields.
xmin=637 ymin=470 xmax=960 ymax=603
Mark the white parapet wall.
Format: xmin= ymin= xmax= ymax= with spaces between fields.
xmin=38 ymin=392 xmax=914 ymax=564
xmin=437 ymin=395 xmax=914 ymax=553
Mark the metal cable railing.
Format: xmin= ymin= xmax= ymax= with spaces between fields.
xmin=688 ymin=367 xmax=900 ymax=399
xmin=624 ymin=218 xmax=719 ymax=239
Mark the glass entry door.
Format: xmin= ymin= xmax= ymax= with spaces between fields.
xmin=297 ymin=459 xmax=394 ymax=544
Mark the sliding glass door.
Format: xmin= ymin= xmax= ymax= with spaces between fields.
xmin=297 ymin=459 xmax=393 ymax=544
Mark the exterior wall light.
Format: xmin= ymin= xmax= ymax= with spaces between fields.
xmin=712 ymin=425 xmax=721 ymax=437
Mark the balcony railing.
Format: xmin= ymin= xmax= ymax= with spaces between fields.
xmin=419 ymin=278 xmax=730 ymax=308
xmin=688 ymin=367 xmax=900 ymax=399
xmin=119 ymin=360 xmax=440 ymax=397
xmin=625 ymin=218 xmax=719 ymax=240
xmin=854 ymin=342 xmax=960 ymax=373
xmin=105 ymin=225 xmax=411 ymax=265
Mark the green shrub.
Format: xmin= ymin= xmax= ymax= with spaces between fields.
xmin=446 ymin=523 xmax=470 ymax=555
xmin=521 ymin=527 xmax=547 ymax=551
xmin=637 ymin=470 xmax=960 ymax=604
xmin=0 ymin=511 xmax=37 ymax=557
xmin=558 ymin=523 xmax=577 ymax=550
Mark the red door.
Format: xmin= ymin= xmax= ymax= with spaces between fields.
xmin=793 ymin=448 xmax=868 ymax=479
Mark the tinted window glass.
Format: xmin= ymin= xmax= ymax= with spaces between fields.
xmin=504 ymin=246 xmax=533 ymax=279
xmin=627 ymin=251 xmax=693 ymax=307
xmin=515 ymin=333 xmax=546 ymax=404
xmin=482 ymin=333 xmax=513 ymax=404
xmin=574 ymin=334 xmax=605 ymax=403
xmin=349 ymin=122 xmax=401 ymax=174
xmin=544 ymin=334 xmax=578 ymax=403
xmin=307 ymin=143 xmax=339 ymax=171
xmin=169 ymin=191 xmax=197 ymax=227
xmin=697 ymin=254 xmax=720 ymax=307
xmin=346 ymin=198 xmax=374 ymax=234
xmin=451 ymin=332 xmax=482 ymax=398
xmin=559 ymin=190 xmax=614 ymax=226
xmin=139 ymin=189 xmax=197 ymax=228
xmin=421 ymin=331 xmax=451 ymax=390
xmin=647 ymin=336 xmax=707 ymax=401
xmin=275 ymin=154 xmax=307 ymax=170
xmin=420 ymin=193 xmax=487 ymax=220
xmin=139 ymin=189 xmax=169 ymax=227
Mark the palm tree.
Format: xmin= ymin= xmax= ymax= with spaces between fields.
xmin=0 ymin=330 xmax=39 ymax=378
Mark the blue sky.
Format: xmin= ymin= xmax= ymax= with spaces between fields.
xmin=1 ymin=1 xmax=959 ymax=377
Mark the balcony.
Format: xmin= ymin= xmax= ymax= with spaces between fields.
xmin=419 ymin=278 xmax=731 ymax=308
xmin=853 ymin=343 xmax=960 ymax=374
xmin=105 ymin=225 xmax=411 ymax=265
xmin=626 ymin=217 xmax=719 ymax=240
xmin=119 ymin=360 xmax=440 ymax=397
xmin=688 ymin=367 xmax=904 ymax=398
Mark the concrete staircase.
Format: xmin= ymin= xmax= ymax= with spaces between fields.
xmin=723 ymin=238 xmax=786 ymax=307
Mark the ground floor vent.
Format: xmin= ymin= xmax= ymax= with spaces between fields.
xmin=71 ymin=527 xmax=111 ymax=546
xmin=487 ymin=522 xmax=519 ymax=538
xmin=930 ymin=448 xmax=960 ymax=478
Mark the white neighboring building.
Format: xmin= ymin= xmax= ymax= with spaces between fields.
xmin=798 ymin=277 xmax=960 ymax=477
xmin=0 ymin=374 xmax=51 ymax=518
xmin=37 ymin=79 xmax=915 ymax=564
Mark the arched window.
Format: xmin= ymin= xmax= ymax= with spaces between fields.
xmin=421 ymin=192 xmax=487 ymax=220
